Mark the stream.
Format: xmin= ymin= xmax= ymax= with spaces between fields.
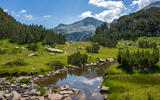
xmin=36 ymin=63 xmax=112 ymax=100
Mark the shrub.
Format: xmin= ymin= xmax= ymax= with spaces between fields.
xmin=27 ymin=43 xmax=38 ymax=51
xmin=37 ymin=88 xmax=46 ymax=96
xmin=5 ymin=59 xmax=27 ymax=66
xmin=138 ymin=40 xmax=157 ymax=48
xmin=0 ymin=48 xmax=7 ymax=55
xmin=52 ymin=86 xmax=58 ymax=93
xmin=68 ymin=51 xmax=88 ymax=65
xmin=20 ymin=78 xmax=31 ymax=83
xmin=117 ymin=48 xmax=159 ymax=73
xmin=86 ymin=43 xmax=100 ymax=53
xmin=47 ymin=61 xmax=64 ymax=70
xmin=11 ymin=48 xmax=22 ymax=54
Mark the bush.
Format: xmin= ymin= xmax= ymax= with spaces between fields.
xmin=5 ymin=59 xmax=27 ymax=66
xmin=11 ymin=48 xmax=22 ymax=54
xmin=68 ymin=51 xmax=88 ymax=65
xmin=0 ymin=48 xmax=7 ymax=55
xmin=47 ymin=61 xmax=64 ymax=70
xmin=138 ymin=40 xmax=157 ymax=48
xmin=20 ymin=78 xmax=31 ymax=83
xmin=27 ymin=43 xmax=38 ymax=51
xmin=86 ymin=43 xmax=100 ymax=53
xmin=117 ymin=48 xmax=159 ymax=73
xmin=37 ymin=88 xmax=46 ymax=96
xmin=52 ymin=86 xmax=58 ymax=93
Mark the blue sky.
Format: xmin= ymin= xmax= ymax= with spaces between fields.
xmin=0 ymin=0 xmax=158 ymax=28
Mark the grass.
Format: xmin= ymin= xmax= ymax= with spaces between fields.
xmin=102 ymin=63 xmax=160 ymax=100
xmin=0 ymin=40 xmax=119 ymax=74
xmin=20 ymin=78 xmax=31 ymax=83
xmin=37 ymin=88 xmax=46 ymax=95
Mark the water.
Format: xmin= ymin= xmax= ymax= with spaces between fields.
xmin=36 ymin=63 xmax=112 ymax=100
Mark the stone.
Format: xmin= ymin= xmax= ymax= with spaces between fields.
xmin=107 ymin=58 xmax=114 ymax=63
xmin=8 ymin=91 xmax=21 ymax=100
xmin=48 ymin=93 xmax=63 ymax=100
xmin=71 ymin=88 xmax=80 ymax=94
xmin=4 ymin=93 xmax=11 ymax=98
xmin=28 ymin=89 xmax=37 ymax=96
xmin=39 ymin=96 xmax=44 ymax=100
xmin=100 ymin=86 xmax=109 ymax=92
xmin=0 ymin=91 xmax=5 ymax=99
xmin=59 ymin=85 xmax=69 ymax=91
xmin=38 ymin=75 xmax=44 ymax=78
xmin=46 ymin=47 xmax=63 ymax=53
xmin=21 ymin=84 xmax=27 ymax=88
xmin=59 ymin=91 xmax=73 ymax=95
xmin=28 ymin=53 xmax=38 ymax=57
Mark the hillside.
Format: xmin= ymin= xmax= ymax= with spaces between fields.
xmin=54 ymin=17 xmax=104 ymax=41
xmin=0 ymin=8 xmax=65 ymax=45
xmin=91 ymin=7 xmax=160 ymax=47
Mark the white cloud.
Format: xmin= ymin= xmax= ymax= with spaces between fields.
xmin=82 ymin=77 xmax=102 ymax=85
xmin=20 ymin=10 xmax=26 ymax=13
xmin=24 ymin=14 xmax=33 ymax=20
xmin=89 ymin=0 xmax=124 ymax=9
xmin=80 ymin=0 xmax=127 ymax=23
xmin=43 ymin=15 xmax=52 ymax=18
xmin=79 ymin=11 xmax=93 ymax=18
xmin=4 ymin=9 xmax=8 ymax=12
xmin=131 ymin=0 xmax=159 ymax=9
xmin=95 ymin=8 xmax=122 ymax=23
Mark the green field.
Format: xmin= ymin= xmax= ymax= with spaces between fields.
xmin=0 ymin=40 xmax=118 ymax=74
xmin=102 ymin=63 xmax=160 ymax=100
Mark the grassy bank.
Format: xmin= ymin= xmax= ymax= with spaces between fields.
xmin=102 ymin=63 xmax=160 ymax=100
xmin=0 ymin=40 xmax=118 ymax=74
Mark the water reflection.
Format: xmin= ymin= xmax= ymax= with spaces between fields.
xmin=36 ymin=63 xmax=112 ymax=100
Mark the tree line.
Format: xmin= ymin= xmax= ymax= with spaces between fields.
xmin=0 ymin=8 xmax=66 ymax=46
xmin=91 ymin=7 xmax=160 ymax=47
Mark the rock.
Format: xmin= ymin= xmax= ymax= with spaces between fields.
xmin=0 ymin=91 xmax=5 ymax=99
xmin=38 ymin=75 xmax=44 ymax=78
xmin=4 ymin=93 xmax=11 ymax=98
xmin=48 ymin=93 xmax=63 ymax=100
xmin=8 ymin=91 xmax=21 ymax=100
xmin=28 ymin=53 xmax=38 ymax=57
xmin=100 ymin=86 xmax=109 ymax=92
xmin=107 ymin=58 xmax=114 ymax=63
xmin=21 ymin=84 xmax=27 ymax=88
xmin=28 ymin=89 xmax=37 ymax=96
xmin=59 ymin=85 xmax=69 ymax=91
xmin=71 ymin=88 xmax=80 ymax=94
xmin=99 ymin=58 xmax=106 ymax=62
xmin=46 ymin=47 xmax=63 ymax=53
xmin=39 ymin=96 xmax=44 ymax=100
xmin=59 ymin=91 xmax=74 ymax=95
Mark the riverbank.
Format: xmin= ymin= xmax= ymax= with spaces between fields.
xmin=102 ymin=63 xmax=160 ymax=100
xmin=0 ymin=58 xmax=115 ymax=100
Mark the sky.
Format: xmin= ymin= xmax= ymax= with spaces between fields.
xmin=0 ymin=0 xmax=159 ymax=28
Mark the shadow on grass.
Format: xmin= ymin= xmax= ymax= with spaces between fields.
xmin=118 ymin=65 xmax=160 ymax=74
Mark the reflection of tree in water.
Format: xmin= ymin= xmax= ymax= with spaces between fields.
xmin=36 ymin=72 xmax=68 ymax=87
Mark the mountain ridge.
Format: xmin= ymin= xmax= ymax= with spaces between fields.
xmin=54 ymin=17 xmax=103 ymax=41
xmin=144 ymin=1 xmax=160 ymax=9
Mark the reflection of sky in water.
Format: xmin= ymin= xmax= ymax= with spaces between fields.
xmin=56 ymin=74 xmax=105 ymax=100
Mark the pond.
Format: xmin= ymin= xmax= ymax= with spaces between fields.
xmin=36 ymin=63 xmax=112 ymax=100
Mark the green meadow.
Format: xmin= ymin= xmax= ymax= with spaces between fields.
xmin=0 ymin=39 xmax=118 ymax=74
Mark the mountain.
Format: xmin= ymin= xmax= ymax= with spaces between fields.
xmin=54 ymin=17 xmax=103 ymax=41
xmin=144 ymin=1 xmax=160 ymax=9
